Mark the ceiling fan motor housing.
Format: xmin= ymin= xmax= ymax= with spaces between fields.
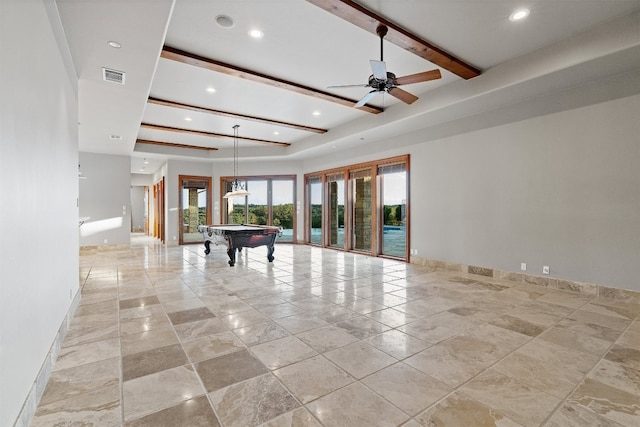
xmin=368 ymin=72 xmax=397 ymax=91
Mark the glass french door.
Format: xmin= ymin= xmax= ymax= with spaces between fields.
xmin=350 ymin=169 xmax=372 ymax=253
xmin=327 ymin=173 xmax=345 ymax=249
xmin=378 ymin=163 xmax=407 ymax=258
xmin=307 ymin=176 xmax=323 ymax=245
xmin=179 ymin=175 xmax=212 ymax=244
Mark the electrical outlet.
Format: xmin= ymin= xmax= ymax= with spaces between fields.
xmin=520 ymin=263 xmax=527 ymax=271
xmin=542 ymin=265 xmax=550 ymax=275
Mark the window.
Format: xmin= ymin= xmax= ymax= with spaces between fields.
xmin=222 ymin=175 xmax=296 ymax=243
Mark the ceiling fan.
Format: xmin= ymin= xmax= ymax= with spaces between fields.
xmin=329 ymin=25 xmax=442 ymax=108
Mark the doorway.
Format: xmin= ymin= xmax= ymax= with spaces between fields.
xmin=179 ymin=175 xmax=212 ymax=244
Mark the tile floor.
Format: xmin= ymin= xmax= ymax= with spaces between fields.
xmin=30 ymin=235 xmax=640 ymax=426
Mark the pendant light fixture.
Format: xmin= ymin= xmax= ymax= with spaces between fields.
xmin=223 ymin=125 xmax=250 ymax=199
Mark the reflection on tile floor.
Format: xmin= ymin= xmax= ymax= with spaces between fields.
xmin=31 ymin=235 xmax=640 ymax=426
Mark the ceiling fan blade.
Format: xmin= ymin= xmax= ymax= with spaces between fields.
xmin=388 ymin=87 xmax=418 ymax=104
xmin=354 ymin=90 xmax=379 ymax=108
xmin=395 ymin=69 xmax=442 ymax=85
xmin=327 ymin=84 xmax=368 ymax=89
xmin=370 ymin=60 xmax=387 ymax=80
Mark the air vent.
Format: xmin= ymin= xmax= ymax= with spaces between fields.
xmin=102 ymin=67 xmax=125 ymax=84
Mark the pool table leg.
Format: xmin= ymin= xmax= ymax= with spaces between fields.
xmin=204 ymin=240 xmax=211 ymax=255
xmin=267 ymin=244 xmax=275 ymax=262
xmin=227 ymin=247 xmax=236 ymax=266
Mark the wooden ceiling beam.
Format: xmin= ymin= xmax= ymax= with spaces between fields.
xmin=136 ymin=139 xmax=217 ymax=151
xmin=140 ymin=123 xmax=291 ymax=147
xmin=147 ymin=97 xmax=328 ymax=134
xmin=161 ymin=46 xmax=384 ymax=114
xmin=306 ymin=0 xmax=481 ymax=80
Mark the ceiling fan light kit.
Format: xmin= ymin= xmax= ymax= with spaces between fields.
xmin=329 ymin=24 xmax=442 ymax=108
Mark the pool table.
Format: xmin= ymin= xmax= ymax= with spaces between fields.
xmin=197 ymin=224 xmax=282 ymax=266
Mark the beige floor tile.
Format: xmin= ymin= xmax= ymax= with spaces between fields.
xmin=568 ymin=378 xmax=640 ymax=426
xmin=273 ymin=355 xmax=354 ymax=403
xmin=124 ymin=395 xmax=220 ymax=427
xmin=122 ymin=343 xmax=188 ymax=381
xmin=209 ymin=373 xmax=299 ymax=427
xmin=296 ymin=324 xmax=359 ymax=353
xmin=545 ymin=402 xmax=625 ymax=427
xmin=460 ymin=369 xmax=561 ymax=427
xmin=32 ymin=384 xmax=121 ymax=427
xmin=568 ymin=309 xmax=632 ymax=332
xmin=251 ymin=336 xmax=317 ymax=370
xmin=324 ymin=341 xmax=397 ymax=379
xmin=617 ymin=329 xmax=640 ymax=351
xmin=123 ymin=365 xmax=205 ymax=422
xmin=365 ymin=329 xmax=430 ymax=360
xmin=605 ymin=344 xmax=640 ymax=371
xmin=257 ymin=407 xmax=322 ymax=427
xmin=39 ymin=357 xmax=120 ymax=407
xmin=120 ymin=326 xmax=180 ymax=356
xmin=589 ymin=359 xmax=640 ymax=396
xmin=53 ymin=337 xmax=120 ymax=371
xmin=120 ymin=313 xmax=173 ymax=336
xmin=397 ymin=319 xmax=459 ymax=344
xmin=307 ymin=382 xmax=409 ymax=427
xmin=182 ymin=331 xmax=245 ymax=362
xmin=362 ymin=363 xmax=451 ymax=416
xmin=234 ymin=321 xmax=291 ymax=346
xmin=173 ymin=317 xmax=229 ymax=340
xmin=416 ymin=391 xmax=523 ymax=427
xmin=539 ymin=325 xmax=613 ymax=356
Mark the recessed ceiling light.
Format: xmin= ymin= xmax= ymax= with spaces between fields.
xmin=206 ymin=87 xmax=216 ymax=93
xmin=215 ymin=15 xmax=234 ymax=28
xmin=143 ymin=159 xmax=149 ymax=164
xmin=273 ymin=131 xmax=279 ymax=135
xmin=107 ymin=40 xmax=121 ymax=48
xmin=185 ymin=117 xmax=192 ymax=122
xmin=509 ymin=8 xmax=530 ymax=21
xmin=312 ymin=111 xmax=321 ymax=116
xmin=248 ymin=29 xmax=264 ymax=39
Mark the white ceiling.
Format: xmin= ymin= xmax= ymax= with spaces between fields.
xmin=55 ymin=0 xmax=640 ymax=175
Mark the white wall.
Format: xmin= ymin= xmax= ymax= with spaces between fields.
xmin=79 ymin=153 xmax=132 ymax=246
xmin=303 ymin=95 xmax=640 ymax=291
xmin=0 ymin=1 xmax=79 ymax=425
xmin=130 ymin=186 xmax=146 ymax=232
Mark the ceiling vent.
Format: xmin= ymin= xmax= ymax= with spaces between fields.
xmin=102 ymin=67 xmax=125 ymax=84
